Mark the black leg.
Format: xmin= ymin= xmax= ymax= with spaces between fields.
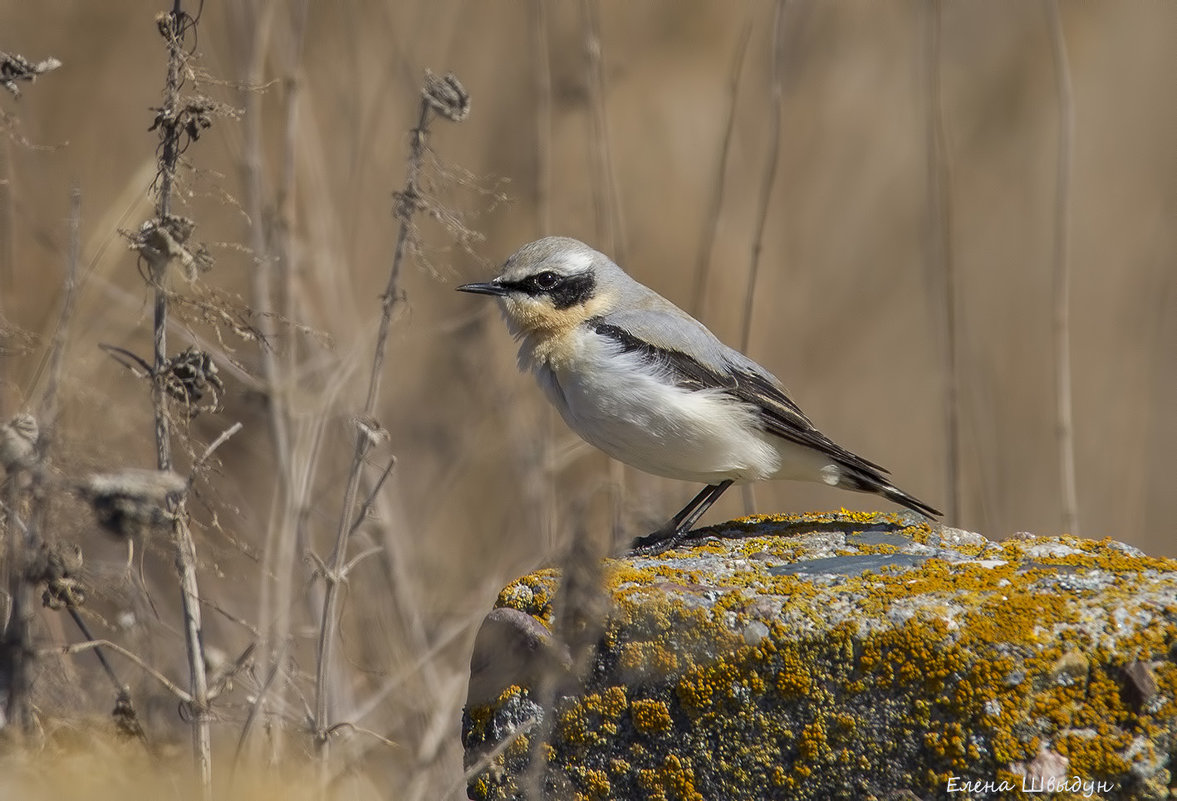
xmin=629 ymin=480 xmax=735 ymax=556
xmin=668 ymin=483 xmax=721 ymax=529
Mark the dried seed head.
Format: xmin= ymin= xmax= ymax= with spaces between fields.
xmin=82 ymin=468 xmax=188 ymax=538
xmin=353 ymin=415 xmax=390 ymax=446
xmin=155 ymin=11 xmax=173 ymax=39
xmin=422 ymin=70 xmax=470 ymax=122
xmin=0 ymin=413 xmax=39 ymax=471
xmin=1 ymin=51 xmax=62 ymax=97
xmin=126 ymin=215 xmax=213 ymax=281
xmin=112 ymin=688 xmax=146 ymax=741
xmin=27 ymin=542 xmax=86 ymax=610
xmin=161 ymin=346 xmax=224 ymax=416
xmin=42 ymin=577 xmax=86 ymax=610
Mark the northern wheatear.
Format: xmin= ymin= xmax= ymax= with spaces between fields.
xmin=459 ymin=237 xmax=940 ymax=554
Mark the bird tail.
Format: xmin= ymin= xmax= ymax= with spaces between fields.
xmin=837 ymin=464 xmax=942 ymax=519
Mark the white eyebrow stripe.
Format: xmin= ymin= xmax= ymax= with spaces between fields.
xmin=560 ymin=251 xmax=593 ymax=272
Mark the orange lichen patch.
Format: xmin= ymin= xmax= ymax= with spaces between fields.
xmin=618 ymin=639 xmax=680 ymax=678
xmin=464 ymin=683 xmax=528 ymax=743
xmin=636 ymin=754 xmax=704 ymax=801
xmin=503 ymin=732 xmax=530 ymax=762
xmin=630 ymin=698 xmax=673 ymax=735
xmin=559 ymin=686 xmax=629 ymax=746
xmin=674 ymin=654 xmax=754 ymax=717
xmin=798 ymin=720 xmax=831 ymax=762
xmin=571 ymin=767 xmax=611 ymax=800
xmin=1155 ymin=662 xmax=1177 ymax=718
xmin=772 ymin=644 xmax=814 ymax=697
xmin=465 ymin=513 xmax=1177 ymax=800
xmin=1054 ymin=729 xmax=1132 ymax=776
xmin=608 ymin=756 xmax=631 ymax=775
xmin=496 ymin=569 xmax=560 ymax=626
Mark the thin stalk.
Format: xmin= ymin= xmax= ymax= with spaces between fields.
xmin=66 ymin=607 xmax=149 ymax=747
xmin=690 ymin=17 xmax=754 ymax=319
xmin=313 ymin=72 xmax=468 ymax=777
xmin=741 ymin=0 xmax=787 ymax=354
xmin=739 ymin=0 xmax=787 ymax=516
xmin=580 ymin=0 xmax=625 ymax=263
xmin=40 ymin=187 xmax=82 ymax=428
xmin=0 ymin=137 xmax=13 ymax=310
xmin=1 ymin=476 xmax=30 ymax=731
xmin=521 ymin=506 xmax=606 ymax=800
xmin=528 ymin=0 xmax=560 ymax=553
xmin=52 ymin=639 xmax=194 ymax=702
xmin=153 ymin=1 xmax=183 ymax=473
xmin=264 ymin=0 xmax=310 ymax=764
xmin=152 ymin=3 xmax=211 ymax=794
xmin=2 ymin=184 xmax=83 ymax=734
xmin=926 ymin=0 xmax=962 ymax=522
xmin=580 ymin=0 xmax=629 ymax=534
xmin=530 ymin=0 xmax=552 ymax=236
xmin=230 ymin=0 xmax=307 ymax=765
xmin=1045 ymin=0 xmax=1079 ymax=535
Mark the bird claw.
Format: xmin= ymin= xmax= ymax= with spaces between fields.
xmin=628 ymin=527 xmax=685 ymax=557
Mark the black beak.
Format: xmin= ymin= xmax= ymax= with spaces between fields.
xmin=457 ymin=281 xmax=508 ymax=297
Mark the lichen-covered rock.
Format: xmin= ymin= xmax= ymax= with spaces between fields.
xmin=462 ymin=512 xmax=1177 ymax=800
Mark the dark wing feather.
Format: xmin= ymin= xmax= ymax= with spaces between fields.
xmin=591 ymin=319 xmax=941 ymax=518
xmin=728 ymin=367 xmax=890 ymax=475
xmin=590 ymin=321 xmax=736 ymax=393
xmin=592 ymin=320 xmax=875 ymax=469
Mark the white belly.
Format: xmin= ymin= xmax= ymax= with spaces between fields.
xmin=525 ymin=333 xmax=805 ymax=485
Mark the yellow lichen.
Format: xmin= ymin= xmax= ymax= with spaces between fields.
xmin=630 ymin=698 xmax=673 ymax=735
xmin=636 ymin=754 xmax=704 ymax=801
xmin=467 ymin=512 xmax=1177 ymax=800
xmin=577 ymin=767 xmax=611 ymax=799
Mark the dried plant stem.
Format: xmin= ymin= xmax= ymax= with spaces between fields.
xmin=52 ymin=638 xmax=194 ymax=703
xmin=312 ymin=72 xmax=469 ymax=785
xmin=0 ymin=138 xmax=13 ymax=307
xmin=580 ymin=0 xmax=630 ymax=532
xmin=529 ymin=0 xmax=552 ymax=235
xmin=738 ymin=0 xmax=787 ymax=516
xmin=580 ymin=0 xmax=624 ymax=262
xmin=230 ymin=0 xmax=309 ymax=765
xmin=152 ymin=3 xmax=212 ymax=794
xmin=1045 ymin=0 xmax=1079 ymax=535
xmin=193 ymin=422 xmax=244 ymax=475
xmin=926 ymin=0 xmax=962 ymax=522
xmin=522 ymin=507 xmax=607 ymax=800
xmin=1 ymin=466 xmax=33 ymax=733
xmin=66 ymin=608 xmax=126 ymax=697
xmin=1 ymin=186 xmax=82 ymax=733
xmin=65 ymin=606 xmax=150 ymax=748
xmin=41 ymin=187 xmax=82 ymax=428
xmin=690 ymin=17 xmax=753 ymax=319
xmin=174 ymin=525 xmax=211 ymax=786
xmin=742 ymin=0 xmax=786 ymax=355
xmin=153 ymin=3 xmax=182 ymax=473
xmin=313 ymin=91 xmax=441 ymax=777
xmin=271 ymin=18 xmax=310 ymax=760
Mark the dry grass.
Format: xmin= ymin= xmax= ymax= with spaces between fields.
xmin=1 ymin=2 xmax=1175 ymax=798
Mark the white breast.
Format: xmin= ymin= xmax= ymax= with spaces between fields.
xmin=519 ymin=326 xmax=784 ymax=484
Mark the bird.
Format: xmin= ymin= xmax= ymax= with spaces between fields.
xmin=458 ymin=236 xmax=940 ymax=554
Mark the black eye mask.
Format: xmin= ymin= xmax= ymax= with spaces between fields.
xmin=501 ymin=271 xmax=597 ymax=310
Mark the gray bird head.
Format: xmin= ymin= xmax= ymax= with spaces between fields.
xmin=458 ymin=237 xmax=632 ymax=337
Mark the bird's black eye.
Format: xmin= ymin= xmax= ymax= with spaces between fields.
xmin=532 ymin=271 xmax=561 ymax=292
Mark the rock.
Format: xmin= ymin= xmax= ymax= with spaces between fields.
xmin=462 ymin=512 xmax=1177 ymax=800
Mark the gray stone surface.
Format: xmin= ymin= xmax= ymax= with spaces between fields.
xmin=463 ymin=512 xmax=1177 ymax=800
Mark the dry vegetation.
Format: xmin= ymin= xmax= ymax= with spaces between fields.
xmin=0 ymin=2 xmax=1174 ymax=799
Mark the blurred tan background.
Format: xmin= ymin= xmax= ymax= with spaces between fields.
xmin=1 ymin=1 xmax=1175 ymax=796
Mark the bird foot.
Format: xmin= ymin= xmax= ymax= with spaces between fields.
xmin=628 ymin=526 xmax=686 ymax=557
